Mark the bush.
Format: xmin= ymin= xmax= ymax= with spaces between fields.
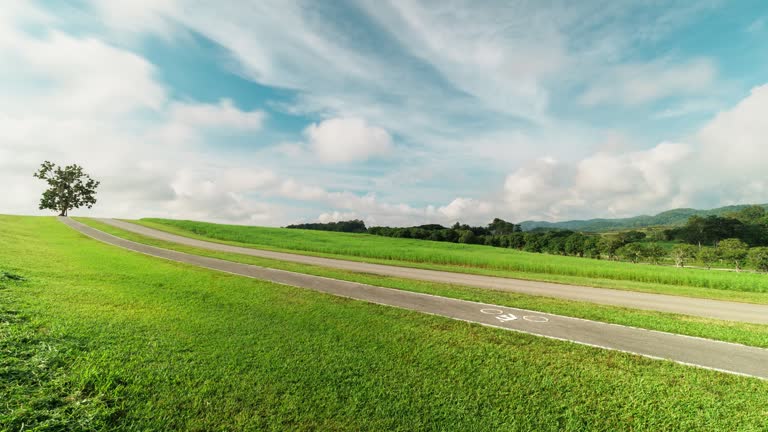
xmin=718 ymin=238 xmax=749 ymax=271
xmin=671 ymin=244 xmax=697 ymax=267
xmin=458 ymin=230 xmax=477 ymax=244
xmin=697 ymin=247 xmax=719 ymax=269
xmin=748 ymin=247 xmax=768 ymax=272
xmin=643 ymin=244 xmax=667 ymax=264
xmin=617 ymin=243 xmax=646 ymax=263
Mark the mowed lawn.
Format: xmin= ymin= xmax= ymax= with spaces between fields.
xmin=137 ymin=218 xmax=768 ymax=301
xmin=3 ymin=216 xmax=768 ymax=431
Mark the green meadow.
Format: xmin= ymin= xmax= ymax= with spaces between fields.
xmin=3 ymin=215 xmax=768 ymax=430
xmin=135 ymin=218 xmax=768 ymax=302
xmin=81 ymin=218 xmax=768 ymax=348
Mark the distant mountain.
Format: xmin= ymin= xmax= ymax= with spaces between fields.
xmin=519 ymin=204 xmax=768 ymax=232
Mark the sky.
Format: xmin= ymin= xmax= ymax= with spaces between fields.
xmin=3 ymin=0 xmax=768 ymax=227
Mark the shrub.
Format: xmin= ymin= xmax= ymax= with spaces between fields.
xmin=748 ymin=247 xmax=768 ymax=272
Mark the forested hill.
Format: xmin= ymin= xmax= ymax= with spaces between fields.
xmin=520 ymin=204 xmax=768 ymax=232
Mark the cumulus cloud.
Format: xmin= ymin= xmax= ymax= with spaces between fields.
xmin=318 ymin=211 xmax=359 ymax=223
xmin=77 ymin=0 xmax=731 ymax=227
xmin=691 ymin=84 xmax=768 ymax=204
xmin=305 ymin=117 xmax=394 ymax=163
xmin=503 ymin=157 xmax=574 ymax=219
xmin=503 ymin=143 xmax=692 ymax=220
xmin=0 ymin=32 xmax=166 ymax=117
xmin=307 ymin=196 xmax=495 ymax=227
xmin=0 ymin=6 xmax=279 ymax=224
xmin=503 ymin=84 xmax=768 ymax=221
xmin=433 ymin=198 xmax=494 ymax=221
xmin=5 ymin=1 xmax=765 ymax=229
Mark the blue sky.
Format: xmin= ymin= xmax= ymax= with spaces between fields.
xmin=3 ymin=1 xmax=768 ymax=226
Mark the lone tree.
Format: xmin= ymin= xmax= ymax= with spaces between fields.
xmin=33 ymin=161 xmax=100 ymax=216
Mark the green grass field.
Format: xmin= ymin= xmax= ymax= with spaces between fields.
xmin=135 ymin=218 xmax=768 ymax=302
xmin=4 ymin=215 xmax=768 ymax=430
xmin=80 ymin=218 xmax=768 ymax=348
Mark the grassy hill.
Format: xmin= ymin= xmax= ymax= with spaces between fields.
xmin=519 ymin=204 xmax=768 ymax=232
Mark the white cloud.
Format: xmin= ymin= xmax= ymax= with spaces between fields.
xmin=155 ymin=99 xmax=265 ymax=145
xmin=318 ymin=211 xmax=359 ymax=223
xmin=503 ymin=157 xmax=575 ymax=220
xmin=6 ymin=1 xmax=762 ymax=229
xmin=87 ymin=0 xmax=179 ymax=36
xmin=170 ymin=99 xmax=265 ymax=130
xmin=317 ymin=196 xmax=495 ymax=227
xmin=82 ymin=1 xmax=729 ymax=218
xmin=653 ymin=100 xmax=720 ymax=119
xmin=0 ymin=31 xmax=166 ymax=117
xmin=297 ymin=84 xmax=768 ymax=224
xmin=503 ymin=143 xmax=693 ymax=220
xmin=434 ymin=198 xmax=494 ymax=221
xmin=0 ymin=6 xmax=280 ymax=224
xmin=274 ymin=142 xmax=307 ymax=159
xmin=503 ymin=84 xmax=768 ymax=221
xmin=580 ymin=58 xmax=716 ymax=106
xmin=305 ymin=117 xmax=393 ymax=163
xmin=360 ymin=0 xmax=566 ymax=121
xmin=164 ymin=169 xmax=280 ymax=224
xmin=691 ymin=84 xmax=768 ymax=204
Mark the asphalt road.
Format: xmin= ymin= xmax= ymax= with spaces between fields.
xmin=60 ymin=217 xmax=768 ymax=380
xmin=95 ymin=218 xmax=768 ymax=325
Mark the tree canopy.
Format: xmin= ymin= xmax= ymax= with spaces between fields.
xmin=665 ymin=213 xmax=768 ymax=247
xmin=32 ymin=161 xmax=99 ymax=217
xmin=718 ymin=238 xmax=749 ymax=270
xmin=286 ymin=219 xmax=367 ymax=233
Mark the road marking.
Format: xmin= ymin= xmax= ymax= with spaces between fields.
xmin=523 ymin=315 xmax=549 ymax=323
xmin=480 ymin=308 xmax=504 ymax=315
xmin=495 ymin=313 xmax=518 ymax=322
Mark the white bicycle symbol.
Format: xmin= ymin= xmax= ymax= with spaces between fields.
xmin=480 ymin=308 xmax=549 ymax=323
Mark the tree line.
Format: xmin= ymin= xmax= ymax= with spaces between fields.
xmin=368 ymin=221 xmax=656 ymax=261
xmin=286 ymin=206 xmax=768 ymax=271
xmin=285 ymin=219 xmax=367 ymax=233
xmin=663 ymin=206 xmax=768 ymax=246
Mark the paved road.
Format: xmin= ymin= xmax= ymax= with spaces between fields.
xmin=60 ymin=217 xmax=768 ymax=380
xmin=95 ymin=218 xmax=768 ymax=325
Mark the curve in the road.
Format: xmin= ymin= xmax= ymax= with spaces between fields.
xmin=95 ymin=218 xmax=768 ymax=325
xmin=60 ymin=217 xmax=768 ymax=380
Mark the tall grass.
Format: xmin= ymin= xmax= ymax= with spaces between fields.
xmin=141 ymin=218 xmax=768 ymax=294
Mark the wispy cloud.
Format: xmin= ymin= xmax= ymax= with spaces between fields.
xmin=653 ymin=100 xmax=720 ymax=119
xmin=2 ymin=1 xmax=766 ymax=226
xmin=580 ymin=58 xmax=716 ymax=107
